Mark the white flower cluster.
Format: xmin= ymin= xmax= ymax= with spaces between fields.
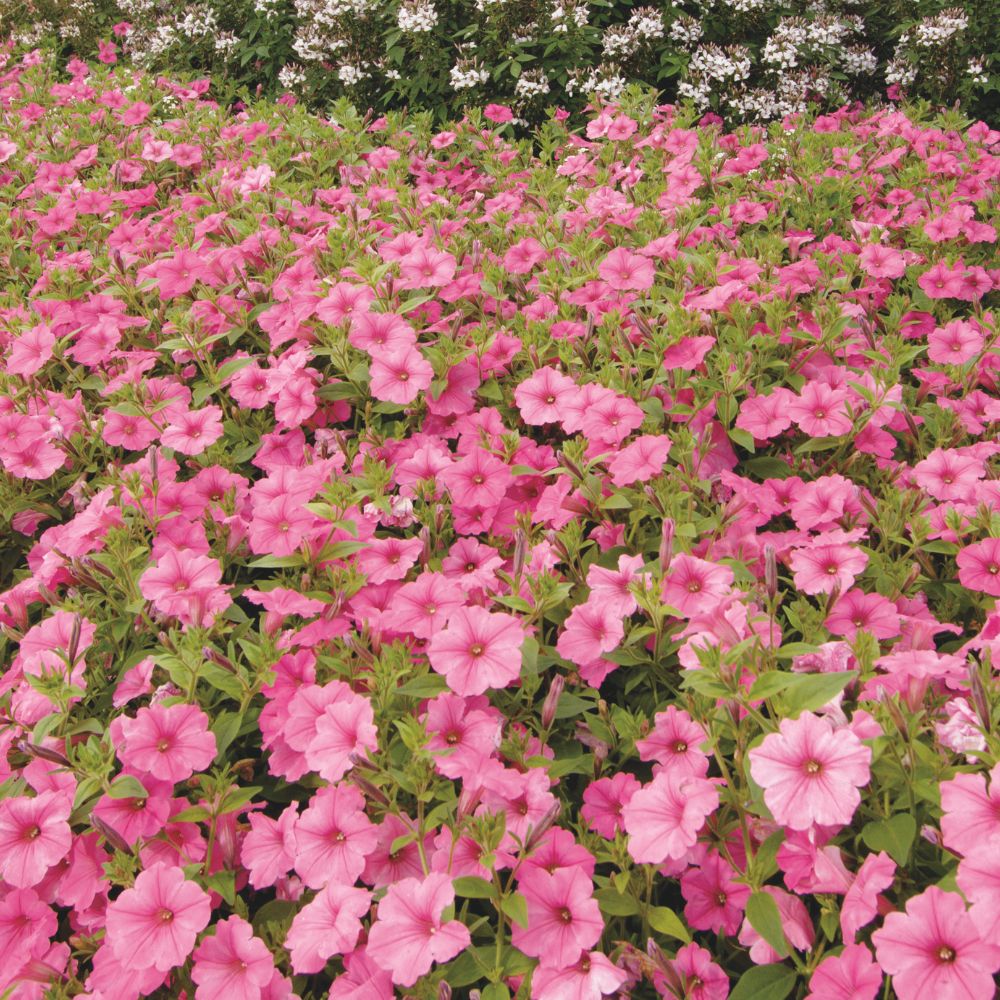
xmin=913 ymin=8 xmax=968 ymax=47
xmin=718 ymin=0 xmax=767 ymax=13
xmin=549 ymin=1 xmax=589 ymax=33
xmin=669 ymin=13 xmax=702 ymax=48
xmin=602 ymin=6 xmax=663 ymax=59
xmin=278 ymin=63 xmax=307 ymax=89
xmin=177 ymin=6 xmax=219 ymax=41
xmin=215 ymin=31 xmax=240 ymax=56
xmin=841 ymin=44 xmax=876 ymax=76
xmin=885 ymin=55 xmax=917 ymax=88
xmin=397 ymin=1 xmax=438 ymax=33
xmin=967 ymin=58 xmax=987 ymax=86
xmin=338 ymin=62 xmax=366 ymax=84
xmin=450 ymin=59 xmax=490 ymax=90
xmin=688 ymin=43 xmax=752 ymax=82
xmin=565 ymin=66 xmax=626 ymax=99
xmin=514 ymin=69 xmax=550 ymax=100
xmin=254 ymin=0 xmax=283 ymax=19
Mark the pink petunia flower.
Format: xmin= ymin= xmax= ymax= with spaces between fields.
xmin=366 ymin=873 xmax=471 ymax=986
xmin=622 ymin=772 xmax=719 ymax=864
xmin=139 ymin=549 xmax=230 ymax=627
xmin=658 ymin=942 xmax=729 ymax=1000
xmin=368 ymin=346 xmax=433 ymax=404
xmin=939 ymin=763 xmax=1000 ymax=856
xmin=0 ymin=790 xmax=72 ymax=888
xmin=598 ymin=247 xmax=655 ymax=291
xmin=680 ymin=850 xmax=751 ymax=935
xmin=427 ymin=605 xmax=526 ymax=696
xmin=635 ymin=706 xmax=710 ymax=779
xmin=807 ymin=943 xmax=882 ymax=1000
xmin=738 ymin=885 xmax=814 ymax=964
xmin=160 ymin=406 xmax=224 ymax=455
xmin=834 ymin=849 xmax=894 ymax=942
xmin=872 ymin=886 xmax=1000 ymax=1000
xmin=532 ymin=951 xmax=628 ymax=1000
xmin=607 ymin=434 xmax=672 ymax=487
xmin=293 ymin=784 xmax=378 ymax=888
xmin=661 ymin=554 xmax=734 ymax=617
xmin=956 ymin=537 xmax=1000 ymax=597
xmin=106 ymin=863 xmax=212 ymax=972
xmin=581 ymin=773 xmax=640 ymax=839
xmin=192 ymin=916 xmax=275 ymax=1000
xmin=512 ymin=866 xmax=604 ymax=969
xmin=825 ymin=589 xmax=901 ymax=640
xmin=556 ymin=599 xmax=624 ymax=668
xmin=749 ymin=712 xmax=871 ymax=830
xmin=787 ymin=382 xmax=853 ymax=437
xmin=117 ymin=702 xmax=217 ymax=784
xmin=285 ymin=883 xmax=372 ymax=974
xmin=514 ymin=367 xmax=578 ymax=425
xmin=789 ymin=542 xmax=868 ymax=596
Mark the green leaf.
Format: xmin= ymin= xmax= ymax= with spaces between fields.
xmin=729 ymin=964 xmax=797 ymax=1000
xmin=396 ymin=673 xmax=449 ymax=698
xmin=482 ymin=986 xmax=511 ymax=1000
xmin=107 ymin=775 xmax=148 ymax=799
xmin=594 ymin=887 xmax=641 ymax=916
xmin=251 ymin=898 xmax=298 ymax=930
xmin=171 ymin=804 xmax=212 ymax=824
xmin=746 ymin=891 xmax=790 ymax=958
xmin=453 ymin=875 xmax=495 ymax=899
xmin=861 ymin=814 xmax=916 ymax=866
xmin=782 ymin=671 xmax=856 ymax=713
xmin=219 ymin=785 xmax=262 ymax=815
xmin=647 ymin=905 xmax=690 ymax=942
xmin=503 ymin=891 xmax=529 ymax=930
xmin=203 ymin=869 xmax=236 ymax=906
xmin=748 ymin=672 xmax=796 ymax=702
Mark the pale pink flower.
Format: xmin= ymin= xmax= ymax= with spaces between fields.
xmin=117 ymin=702 xmax=217 ymax=784
xmin=106 ymin=863 xmax=212 ymax=972
xmin=807 ymin=943 xmax=882 ymax=1000
xmin=749 ymin=711 xmax=871 ymax=830
xmin=872 ymin=886 xmax=1000 ymax=1000
xmin=192 ymin=916 xmax=274 ymax=1000
xmin=285 ymin=883 xmax=371 ymax=974
xmin=0 ymin=791 xmax=72 ymax=888
xmin=427 ymin=605 xmax=526 ymax=696
xmin=622 ymin=772 xmax=719 ymax=864
xmin=367 ymin=873 xmax=471 ymax=987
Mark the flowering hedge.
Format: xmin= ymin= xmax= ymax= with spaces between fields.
xmin=3 ymin=0 xmax=999 ymax=124
xmin=1 ymin=45 xmax=1000 ymax=1000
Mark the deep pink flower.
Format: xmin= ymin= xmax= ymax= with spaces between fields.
xmin=872 ymin=886 xmax=1000 ymax=1000
xmin=367 ymin=873 xmax=470 ymax=986
xmin=581 ymin=773 xmax=640 ymax=839
xmin=659 ymin=942 xmax=730 ymax=1000
xmin=939 ymin=763 xmax=1000 ymax=856
xmin=118 ymin=702 xmax=217 ymax=784
xmin=106 ymin=863 xmax=212 ymax=972
xmin=956 ymin=537 xmax=1000 ymax=597
xmin=749 ymin=711 xmax=871 ymax=830
xmin=139 ymin=549 xmax=230 ymax=627
xmin=635 ymin=706 xmax=710 ymax=779
xmin=513 ymin=866 xmax=603 ymax=969
xmin=160 ymin=406 xmax=224 ymax=455
xmin=427 ymin=605 xmax=526 ymax=696
xmin=681 ymin=850 xmax=751 ymax=935
xmin=556 ymin=599 xmax=624 ymax=668
xmin=787 ymin=382 xmax=853 ymax=437
xmin=440 ymin=448 xmax=513 ymax=509
xmin=192 ymin=916 xmax=274 ymax=1000
xmin=825 ymin=589 xmax=901 ymax=640
xmin=622 ymin=772 xmax=719 ymax=864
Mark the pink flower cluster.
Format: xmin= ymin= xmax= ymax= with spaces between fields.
xmin=0 ymin=44 xmax=998 ymax=1000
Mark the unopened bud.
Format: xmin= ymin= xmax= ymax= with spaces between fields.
xmin=541 ymin=674 xmax=565 ymax=730
xmin=351 ymin=775 xmax=390 ymax=808
xmin=438 ymin=983 xmax=452 ymax=1000
xmin=764 ymin=544 xmax=777 ymax=600
xmin=17 ymin=740 xmax=70 ymax=767
xmin=92 ymin=815 xmax=130 ymax=854
xmin=969 ymin=659 xmax=991 ymax=733
xmin=512 ymin=526 xmax=529 ymax=581
xmin=66 ymin=614 xmax=82 ymax=668
xmin=524 ymin=801 xmax=561 ymax=853
xmin=659 ymin=517 xmax=675 ymax=573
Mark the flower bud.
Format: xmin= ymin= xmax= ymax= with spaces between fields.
xmin=764 ymin=544 xmax=778 ymax=600
xmin=541 ymin=674 xmax=565 ymax=730
xmin=659 ymin=517 xmax=675 ymax=573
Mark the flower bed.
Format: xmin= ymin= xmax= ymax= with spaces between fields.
xmin=0 ymin=48 xmax=999 ymax=1000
